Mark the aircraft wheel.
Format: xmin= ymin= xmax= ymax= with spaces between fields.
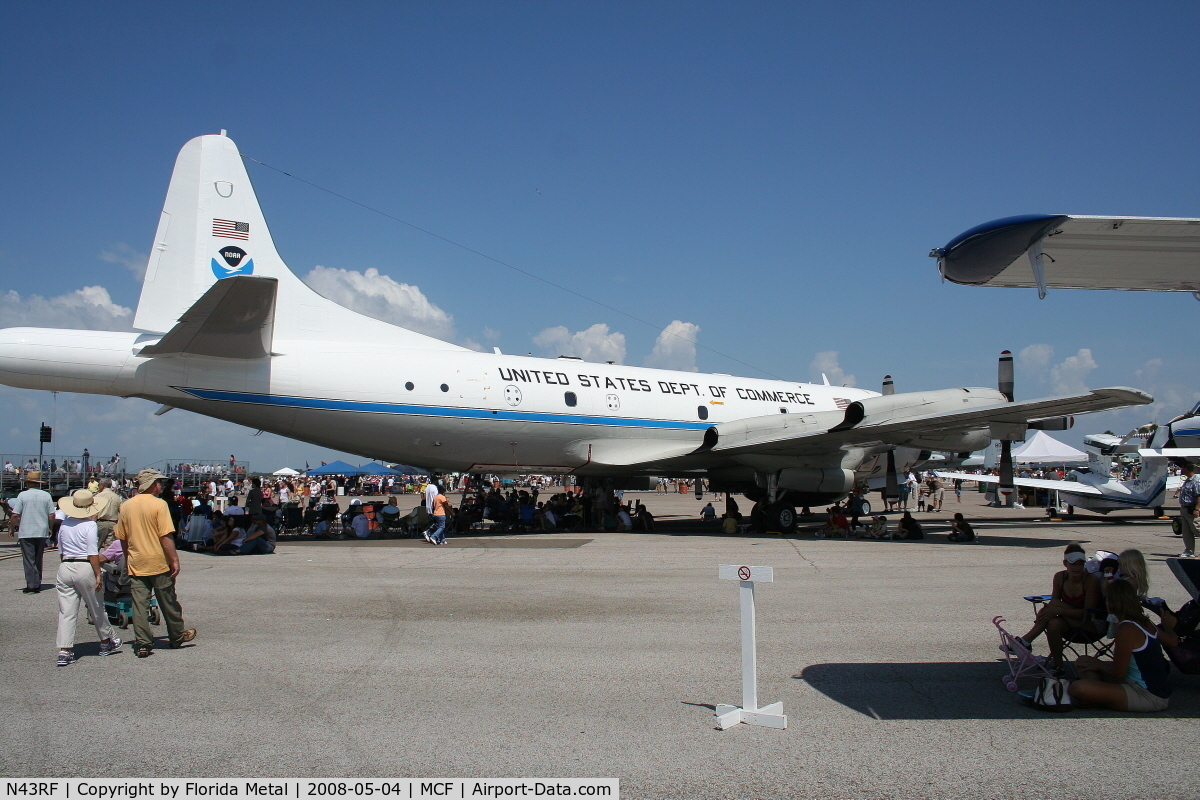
xmin=768 ymin=502 xmax=797 ymax=534
xmin=1065 ymin=505 xmax=1074 ymax=517
xmin=859 ymin=500 xmax=871 ymax=516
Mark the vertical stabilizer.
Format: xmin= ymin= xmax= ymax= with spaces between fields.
xmin=134 ymin=133 xmax=464 ymax=350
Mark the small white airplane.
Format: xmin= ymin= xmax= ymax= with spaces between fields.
xmin=930 ymin=213 xmax=1200 ymax=298
xmin=935 ymin=412 xmax=1200 ymax=518
xmin=0 ymin=133 xmax=1155 ymax=531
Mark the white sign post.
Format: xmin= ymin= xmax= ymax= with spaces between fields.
xmin=715 ymin=564 xmax=787 ymax=730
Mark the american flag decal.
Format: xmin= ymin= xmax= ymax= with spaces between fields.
xmin=834 ymin=397 xmax=851 ymax=410
xmin=213 ymin=219 xmax=250 ymax=240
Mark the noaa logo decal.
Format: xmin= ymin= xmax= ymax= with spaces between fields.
xmin=211 ymin=246 xmax=254 ymax=279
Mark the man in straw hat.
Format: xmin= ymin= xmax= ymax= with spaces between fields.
xmin=7 ymin=469 xmax=54 ymax=593
xmin=53 ymin=489 xmax=123 ymax=666
xmin=114 ymin=468 xmax=195 ymax=658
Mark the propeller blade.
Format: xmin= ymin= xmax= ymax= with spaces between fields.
xmin=998 ymin=350 xmax=1014 ymax=402
xmin=885 ymin=449 xmax=900 ymax=500
xmin=999 ymin=439 xmax=1015 ymax=507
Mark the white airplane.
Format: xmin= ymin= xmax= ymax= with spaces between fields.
xmin=0 ymin=133 xmax=1155 ymax=532
xmin=935 ymin=411 xmax=1200 ymax=518
xmin=930 ymin=214 xmax=1200 ymax=298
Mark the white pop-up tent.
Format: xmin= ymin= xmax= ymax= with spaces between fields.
xmin=272 ymin=467 xmax=301 ymax=476
xmin=1011 ymin=430 xmax=1087 ymax=463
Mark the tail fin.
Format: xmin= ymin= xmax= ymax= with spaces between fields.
xmin=134 ymin=132 xmax=463 ymax=350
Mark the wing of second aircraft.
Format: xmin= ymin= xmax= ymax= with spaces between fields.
xmin=933 ymin=214 xmax=1200 ymax=294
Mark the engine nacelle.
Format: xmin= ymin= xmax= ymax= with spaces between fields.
xmin=834 ymin=387 xmax=1006 ymax=450
xmin=836 ymin=387 xmax=1008 ymax=430
xmin=778 ymin=467 xmax=855 ymax=495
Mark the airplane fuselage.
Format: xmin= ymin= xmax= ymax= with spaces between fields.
xmin=0 ymin=326 xmax=877 ymax=475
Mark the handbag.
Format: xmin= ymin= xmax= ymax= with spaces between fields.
xmin=1032 ymin=676 xmax=1074 ymax=712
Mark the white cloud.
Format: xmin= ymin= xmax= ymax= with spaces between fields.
xmin=1136 ymin=358 xmax=1163 ymax=381
xmin=810 ymin=350 xmax=856 ymax=387
xmin=302 ymin=266 xmax=455 ymax=340
xmin=482 ymin=327 xmax=501 ymax=341
xmin=0 ymin=285 xmax=133 ymax=330
xmin=461 ymin=338 xmax=487 ymax=352
xmin=533 ymin=323 xmax=626 ymax=364
xmin=99 ymin=243 xmax=149 ymax=281
xmin=1049 ymin=348 xmax=1097 ymax=395
xmin=1018 ymin=343 xmax=1054 ymax=371
xmin=643 ymin=320 xmax=701 ymax=372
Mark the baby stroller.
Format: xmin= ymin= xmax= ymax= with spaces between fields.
xmin=99 ymin=556 xmax=160 ymax=629
xmin=993 ymin=615 xmax=1056 ymax=691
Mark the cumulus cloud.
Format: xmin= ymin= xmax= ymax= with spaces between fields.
xmin=1136 ymin=358 xmax=1163 ymax=381
xmin=1049 ymin=348 xmax=1097 ymax=395
xmin=461 ymin=338 xmax=487 ymax=352
xmin=643 ymin=320 xmax=701 ymax=372
xmin=482 ymin=327 xmax=501 ymax=341
xmin=1018 ymin=343 xmax=1054 ymax=371
xmin=302 ymin=266 xmax=455 ymax=340
xmin=99 ymin=243 xmax=149 ymax=281
xmin=533 ymin=323 xmax=626 ymax=364
xmin=810 ymin=350 xmax=856 ymax=387
xmin=0 ymin=285 xmax=133 ymax=330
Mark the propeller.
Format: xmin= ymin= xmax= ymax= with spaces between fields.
xmin=885 ymin=449 xmax=900 ymax=505
xmin=997 ymin=350 xmax=1015 ymax=508
xmin=881 ymin=375 xmax=899 ymax=503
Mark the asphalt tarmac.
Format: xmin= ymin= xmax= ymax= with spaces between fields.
xmin=2 ymin=490 xmax=1198 ymax=799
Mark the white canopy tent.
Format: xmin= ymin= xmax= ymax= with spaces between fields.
xmin=271 ymin=467 xmax=301 ymax=476
xmin=1011 ymin=430 xmax=1087 ymax=464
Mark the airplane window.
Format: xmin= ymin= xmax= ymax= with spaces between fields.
xmin=697 ymin=405 xmax=708 ymax=420
xmin=780 ymin=408 xmax=788 ymax=414
xmin=440 ymin=384 xmax=449 ymax=392
xmin=564 ymin=392 xmax=577 ymax=407
xmin=405 ymin=382 xmax=414 ymax=391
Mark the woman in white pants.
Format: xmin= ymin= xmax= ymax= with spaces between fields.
xmin=54 ymin=489 xmax=122 ymax=666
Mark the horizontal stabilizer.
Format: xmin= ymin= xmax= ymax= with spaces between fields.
xmin=139 ymin=276 xmax=277 ymax=359
xmin=1142 ymin=448 xmax=1200 ymax=458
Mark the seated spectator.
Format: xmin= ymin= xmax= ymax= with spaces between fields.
xmin=236 ymin=515 xmax=276 ymax=554
xmin=634 ymin=503 xmax=655 ymax=532
xmin=817 ymin=506 xmax=851 ymax=538
xmin=1009 ymin=542 xmax=1103 ymax=671
xmin=1117 ymin=549 xmax=1150 ymax=598
xmin=616 ymin=504 xmax=633 ymax=532
xmin=859 ymin=515 xmax=888 ymax=539
xmin=225 ymin=497 xmax=246 ymax=519
xmin=700 ymin=502 xmax=716 ymax=522
xmin=1069 ymin=579 xmax=1178 ymax=712
xmin=895 ymin=511 xmax=924 ymax=540
xmin=350 ymin=510 xmax=371 ymax=539
xmin=212 ymin=517 xmax=242 ymax=554
xmin=946 ymin=513 xmax=976 ymax=542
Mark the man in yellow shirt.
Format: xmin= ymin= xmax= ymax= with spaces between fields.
xmin=114 ymin=468 xmax=196 ymax=658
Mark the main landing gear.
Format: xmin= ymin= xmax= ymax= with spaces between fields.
xmin=765 ymin=501 xmax=797 ymax=534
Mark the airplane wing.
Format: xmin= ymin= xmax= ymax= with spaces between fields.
xmin=932 ymin=214 xmax=1200 ymax=295
xmin=704 ymin=387 xmax=1151 ymax=458
xmin=138 ymin=276 xmax=278 ymax=359
xmin=930 ymin=471 xmax=1104 ymax=495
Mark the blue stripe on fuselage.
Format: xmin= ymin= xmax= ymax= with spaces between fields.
xmin=174 ymin=387 xmax=714 ymax=431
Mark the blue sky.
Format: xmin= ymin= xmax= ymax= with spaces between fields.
xmin=2 ymin=1 xmax=1197 ymax=471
